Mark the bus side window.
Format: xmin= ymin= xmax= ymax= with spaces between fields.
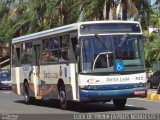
xmin=12 ymin=45 xmax=16 ymax=66
xmin=21 ymin=42 xmax=32 ymax=64
xmin=49 ymin=38 xmax=59 ymax=62
xmin=59 ymin=35 xmax=69 ymax=62
xmin=42 ymin=39 xmax=51 ymax=63
xmin=16 ymin=47 xmax=21 ymax=66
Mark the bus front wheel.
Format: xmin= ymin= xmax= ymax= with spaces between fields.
xmin=113 ymin=98 xmax=127 ymax=109
xmin=59 ymin=86 xmax=68 ymax=109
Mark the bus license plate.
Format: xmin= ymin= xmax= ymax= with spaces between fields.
xmin=134 ymin=90 xmax=145 ymax=95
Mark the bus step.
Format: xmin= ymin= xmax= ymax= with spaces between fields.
xmin=36 ymin=96 xmax=42 ymax=100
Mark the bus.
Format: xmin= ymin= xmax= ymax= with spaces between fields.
xmin=11 ymin=21 xmax=147 ymax=109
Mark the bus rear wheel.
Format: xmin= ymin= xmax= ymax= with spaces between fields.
xmin=113 ymin=98 xmax=127 ymax=109
xmin=59 ymin=86 xmax=68 ymax=110
xmin=23 ymin=82 xmax=34 ymax=104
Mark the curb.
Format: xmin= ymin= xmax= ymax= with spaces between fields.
xmin=147 ymin=91 xmax=160 ymax=101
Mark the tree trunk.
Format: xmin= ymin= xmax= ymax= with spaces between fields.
xmin=122 ymin=0 xmax=127 ymax=20
xmin=116 ymin=0 xmax=122 ymax=19
xmin=106 ymin=0 xmax=111 ymax=20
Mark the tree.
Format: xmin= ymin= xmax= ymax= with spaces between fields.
xmin=78 ymin=0 xmax=117 ymax=21
xmin=0 ymin=0 xmax=154 ymax=44
xmin=151 ymin=0 xmax=160 ymax=30
xmin=144 ymin=40 xmax=160 ymax=67
xmin=8 ymin=0 xmax=81 ymax=37
xmin=55 ymin=0 xmax=80 ymax=25
xmin=0 ymin=0 xmax=16 ymax=43
xmin=133 ymin=0 xmax=152 ymax=31
xmin=78 ymin=0 xmax=151 ymax=22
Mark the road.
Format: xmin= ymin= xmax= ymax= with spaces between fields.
xmin=0 ymin=89 xmax=160 ymax=120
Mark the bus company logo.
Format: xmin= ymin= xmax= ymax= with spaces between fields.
xmin=43 ymin=71 xmax=58 ymax=79
xmin=106 ymin=77 xmax=129 ymax=82
xmin=22 ymin=65 xmax=30 ymax=71
xmin=87 ymin=78 xmax=100 ymax=84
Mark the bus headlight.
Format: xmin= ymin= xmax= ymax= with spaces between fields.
xmin=79 ymin=85 xmax=85 ymax=88
xmin=79 ymin=85 xmax=98 ymax=90
xmin=138 ymin=82 xmax=147 ymax=87
xmin=134 ymin=82 xmax=147 ymax=87
xmin=86 ymin=85 xmax=98 ymax=90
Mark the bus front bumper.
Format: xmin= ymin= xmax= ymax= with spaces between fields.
xmin=79 ymin=87 xmax=147 ymax=102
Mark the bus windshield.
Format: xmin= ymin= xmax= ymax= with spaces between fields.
xmin=81 ymin=35 xmax=145 ymax=73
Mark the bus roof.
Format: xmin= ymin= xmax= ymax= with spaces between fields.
xmin=12 ymin=20 xmax=141 ymax=44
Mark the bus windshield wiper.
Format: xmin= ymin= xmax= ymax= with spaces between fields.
xmin=118 ymin=33 xmax=129 ymax=47
xmin=95 ymin=34 xmax=108 ymax=50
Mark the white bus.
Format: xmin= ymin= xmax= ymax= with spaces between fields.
xmin=11 ymin=21 xmax=147 ymax=109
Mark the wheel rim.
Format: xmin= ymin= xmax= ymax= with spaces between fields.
xmin=24 ymin=83 xmax=29 ymax=102
xmin=24 ymin=93 xmax=28 ymax=102
xmin=60 ymin=89 xmax=66 ymax=105
xmin=147 ymin=83 xmax=151 ymax=88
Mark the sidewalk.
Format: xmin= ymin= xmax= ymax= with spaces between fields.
xmin=147 ymin=90 xmax=160 ymax=101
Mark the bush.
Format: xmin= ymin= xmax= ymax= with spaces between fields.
xmin=149 ymin=32 xmax=159 ymax=41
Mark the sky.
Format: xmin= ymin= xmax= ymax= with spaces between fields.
xmin=151 ymin=0 xmax=156 ymax=5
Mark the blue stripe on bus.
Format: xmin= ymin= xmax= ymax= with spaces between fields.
xmin=79 ymin=86 xmax=147 ymax=101
xmin=80 ymin=83 xmax=146 ymax=90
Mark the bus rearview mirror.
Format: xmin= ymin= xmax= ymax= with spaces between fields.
xmin=75 ymin=45 xmax=80 ymax=56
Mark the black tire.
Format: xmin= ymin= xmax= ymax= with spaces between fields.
xmin=23 ymin=82 xmax=34 ymax=104
xmin=113 ymin=98 xmax=127 ymax=109
xmin=59 ymin=86 xmax=68 ymax=110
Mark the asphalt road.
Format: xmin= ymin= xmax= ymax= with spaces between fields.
xmin=0 ymin=89 xmax=160 ymax=120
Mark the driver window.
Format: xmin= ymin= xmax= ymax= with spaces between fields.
xmin=95 ymin=54 xmax=107 ymax=68
xmin=94 ymin=53 xmax=113 ymax=69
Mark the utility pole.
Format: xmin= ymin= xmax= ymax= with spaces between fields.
xmin=148 ymin=0 xmax=151 ymax=38
xmin=0 ymin=39 xmax=3 ymax=71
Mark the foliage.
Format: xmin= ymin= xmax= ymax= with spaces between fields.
xmin=144 ymin=0 xmax=160 ymax=68
xmin=133 ymin=0 xmax=153 ymax=30
xmin=0 ymin=0 xmax=15 ymax=43
xmin=0 ymin=0 xmax=159 ymax=69
xmin=144 ymin=40 xmax=160 ymax=67
xmin=144 ymin=31 xmax=160 ymax=68
xmin=0 ymin=0 xmax=156 ymax=42
xmin=149 ymin=32 xmax=159 ymax=41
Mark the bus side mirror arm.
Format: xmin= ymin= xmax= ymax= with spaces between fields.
xmin=75 ymin=45 xmax=80 ymax=56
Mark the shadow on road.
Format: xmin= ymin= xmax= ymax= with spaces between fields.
xmin=14 ymin=99 xmax=147 ymax=113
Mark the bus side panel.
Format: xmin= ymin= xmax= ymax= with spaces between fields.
xmin=11 ymin=67 xmax=17 ymax=95
xmin=20 ymin=65 xmax=38 ymax=97
xmin=11 ymin=67 xmax=21 ymax=95
xmin=39 ymin=64 xmax=73 ymax=100
xmin=12 ymin=65 xmax=37 ymax=97
xmin=18 ymin=65 xmax=44 ymax=98
xmin=39 ymin=65 xmax=59 ymax=99
xmin=69 ymin=63 xmax=78 ymax=100
xmin=29 ymin=66 xmax=39 ymax=97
